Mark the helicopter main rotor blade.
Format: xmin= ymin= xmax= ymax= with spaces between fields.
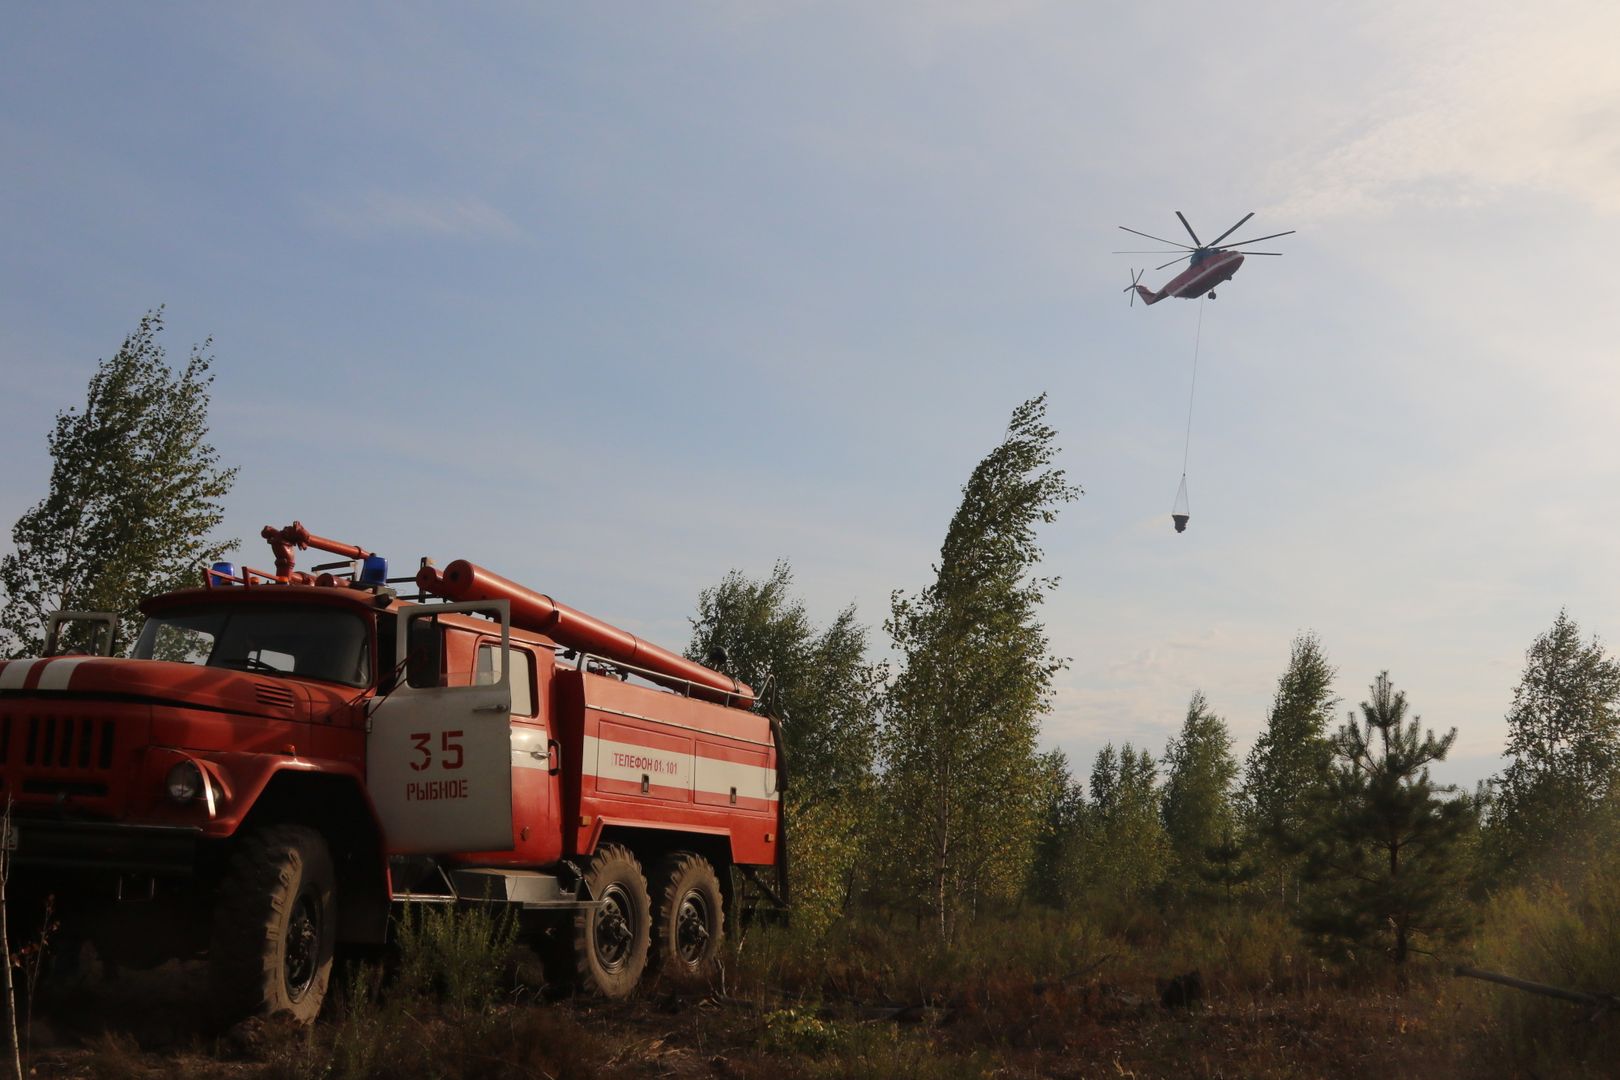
xmin=1213 ymin=230 xmax=1295 ymax=249
xmin=1112 ymin=249 xmax=1190 ymax=254
xmin=1119 ymin=225 xmax=1195 ymax=249
xmin=1155 ymin=254 xmax=1193 ymax=271
xmin=1175 ymin=211 xmax=1202 ymax=246
xmin=1204 ymin=212 xmax=1255 ymax=248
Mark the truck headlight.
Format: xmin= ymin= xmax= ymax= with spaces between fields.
xmin=165 ymin=761 xmax=204 ymax=804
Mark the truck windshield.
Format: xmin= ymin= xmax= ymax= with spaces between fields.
xmin=133 ymin=605 xmax=372 ymax=688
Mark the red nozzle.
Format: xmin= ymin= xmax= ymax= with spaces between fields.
xmin=261 ymin=521 xmax=373 ymax=580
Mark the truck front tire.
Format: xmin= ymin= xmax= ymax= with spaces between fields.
xmin=572 ymin=843 xmax=650 ymax=997
xmin=209 ymin=825 xmax=337 ymax=1024
xmin=651 ymin=852 xmax=725 ymax=980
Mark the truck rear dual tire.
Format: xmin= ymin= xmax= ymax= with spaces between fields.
xmin=650 ymin=852 xmax=724 ymax=980
xmin=572 ymin=843 xmax=651 ymax=997
xmin=208 ymin=825 xmax=337 ymax=1024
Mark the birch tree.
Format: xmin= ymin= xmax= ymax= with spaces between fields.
xmin=685 ymin=562 xmax=884 ymax=933
xmin=1490 ymin=610 xmax=1620 ymax=872
xmin=0 ymin=310 xmax=236 ymax=657
xmin=879 ymin=395 xmax=1079 ymax=940
xmin=1162 ymin=691 xmax=1239 ymax=896
xmin=1240 ymin=632 xmax=1338 ymax=902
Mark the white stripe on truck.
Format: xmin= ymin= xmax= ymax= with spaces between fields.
xmin=0 ymin=661 xmax=35 ymax=690
xmin=36 ymin=658 xmax=89 ymax=690
xmin=583 ymin=734 xmax=777 ymax=801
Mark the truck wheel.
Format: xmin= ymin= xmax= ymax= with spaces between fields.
xmin=572 ymin=843 xmax=650 ymax=997
xmin=209 ymin=825 xmax=337 ymax=1024
xmin=651 ymin=852 xmax=725 ymax=980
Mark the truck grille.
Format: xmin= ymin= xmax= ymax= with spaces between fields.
xmin=0 ymin=709 xmax=123 ymax=803
xmin=18 ymin=714 xmax=117 ymax=770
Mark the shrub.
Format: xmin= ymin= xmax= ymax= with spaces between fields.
xmin=783 ymin=792 xmax=868 ymax=940
xmin=761 ymin=1008 xmax=848 ymax=1057
xmin=1462 ymin=837 xmax=1620 ymax=1077
xmin=393 ymin=902 xmax=519 ymax=1015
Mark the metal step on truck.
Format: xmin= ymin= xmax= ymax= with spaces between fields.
xmin=0 ymin=522 xmax=787 ymax=1022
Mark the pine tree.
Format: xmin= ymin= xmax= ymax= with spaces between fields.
xmin=1240 ymin=632 xmax=1338 ymax=900
xmin=880 ymin=394 xmax=1080 ymax=939
xmin=1297 ymin=672 xmax=1476 ymax=966
xmin=0 ymin=310 xmax=236 ymax=657
xmin=1162 ymin=690 xmax=1239 ymax=897
xmin=1491 ymin=610 xmax=1620 ymax=868
xmin=1200 ymin=827 xmax=1261 ymax=904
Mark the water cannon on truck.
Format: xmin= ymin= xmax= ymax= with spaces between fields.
xmin=0 ymin=521 xmax=787 ymax=1021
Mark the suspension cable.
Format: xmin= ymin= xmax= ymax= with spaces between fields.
xmin=1181 ymin=295 xmax=1206 ymax=477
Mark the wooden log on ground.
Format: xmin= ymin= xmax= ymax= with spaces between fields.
xmin=1453 ymin=964 xmax=1617 ymax=1013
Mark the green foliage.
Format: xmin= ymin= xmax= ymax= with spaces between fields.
xmin=735 ymin=908 xmax=1110 ymax=1009
xmin=685 ymin=561 xmax=883 ymax=932
xmin=265 ymin=976 xmax=605 ymax=1080
xmin=783 ymin=790 xmax=868 ymax=937
xmin=1489 ymin=609 xmax=1620 ymax=877
xmin=1240 ymin=632 xmax=1338 ymax=894
xmin=880 ymin=394 xmax=1080 ymax=939
xmin=1161 ymin=691 xmax=1240 ymax=896
xmin=761 ymin=1007 xmax=849 ymax=1057
xmin=1198 ymin=826 xmax=1262 ymax=904
xmin=1027 ymin=749 xmax=1085 ymax=906
xmin=1071 ymin=742 xmax=1169 ymax=905
xmin=1296 ymin=672 xmax=1477 ymax=965
xmin=326 ymin=962 xmax=391 ymax=1079
xmin=1161 ymin=905 xmax=1312 ymax=995
xmin=258 ymin=904 xmax=597 ymax=1080
xmin=687 ymin=560 xmax=884 ymax=807
xmin=393 ymin=902 xmax=519 ymax=1015
xmin=0 ymin=309 xmax=236 ymax=657
xmin=1463 ymin=813 xmax=1620 ymax=1078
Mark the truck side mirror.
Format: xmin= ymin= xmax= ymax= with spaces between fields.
xmin=405 ymin=616 xmax=443 ymax=689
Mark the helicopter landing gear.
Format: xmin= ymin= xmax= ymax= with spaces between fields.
xmin=1208 ymin=291 xmax=1216 ymax=299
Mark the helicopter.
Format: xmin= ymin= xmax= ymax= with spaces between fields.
xmin=1116 ymin=211 xmax=1293 ymax=306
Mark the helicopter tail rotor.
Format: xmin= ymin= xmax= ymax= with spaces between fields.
xmin=1125 ymin=268 xmax=1145 ymax=307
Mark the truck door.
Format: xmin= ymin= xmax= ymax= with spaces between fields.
xmin=367 ymin=601 xmax=515 ymax=854
xmin=459 ymin=639 xmax=566 ymax=866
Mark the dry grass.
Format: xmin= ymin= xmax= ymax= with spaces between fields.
xmin=1452 ymin=840 xmax=1620 ymax=1079
xmin=20 ymin=894 xmax=1613 ymax=1079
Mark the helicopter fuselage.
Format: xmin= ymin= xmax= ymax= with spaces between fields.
xmin=1134 ymin=251 xmax=1245 ymax=306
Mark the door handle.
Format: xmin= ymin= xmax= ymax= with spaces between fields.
xmin=473 ymin=703 xmax=508 ymax=713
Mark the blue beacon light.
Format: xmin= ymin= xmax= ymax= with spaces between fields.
xmin=210 ymin=561 xmax=238 ymax=586
xmin=359 ymin=554 xmax=389 ymax=586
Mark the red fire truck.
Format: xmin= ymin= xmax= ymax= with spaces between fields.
xmin=0 ymin=522 xmax=786 ymax=1021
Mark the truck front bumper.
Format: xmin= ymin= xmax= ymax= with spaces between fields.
xmin=6 ymin=818 xmax=201 ymax=875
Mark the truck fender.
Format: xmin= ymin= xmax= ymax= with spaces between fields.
xmin=229 ymin=766 xmax=392 ymax=946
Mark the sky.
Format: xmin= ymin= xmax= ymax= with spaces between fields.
xmin=5 ymin=2 xmax=1620 ymax=790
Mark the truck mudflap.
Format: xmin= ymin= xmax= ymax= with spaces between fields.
xmin=5 ymin=818 xmax=201 ymax=875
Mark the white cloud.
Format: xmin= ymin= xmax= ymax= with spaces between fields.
xmin=1271 ymin=1 xmax=1620 ymax=221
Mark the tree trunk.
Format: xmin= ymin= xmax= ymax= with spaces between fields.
xmin=1 ymin=805 xmax=25 ymax=1080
